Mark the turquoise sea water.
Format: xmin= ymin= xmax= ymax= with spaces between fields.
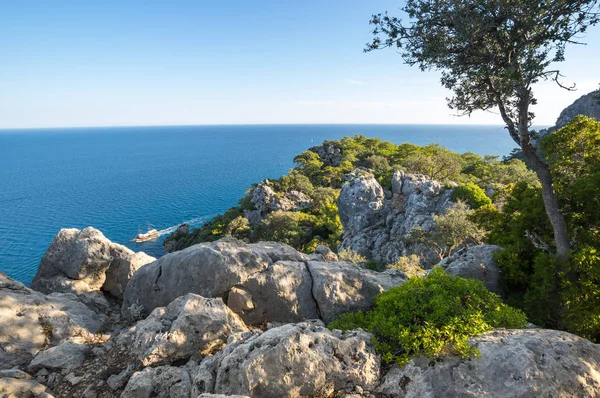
xmin=0 ymin=124 xmax=518 ymax=285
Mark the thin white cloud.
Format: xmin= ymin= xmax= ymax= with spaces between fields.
xmin=347 ymin=79 xmax=366 ymax=85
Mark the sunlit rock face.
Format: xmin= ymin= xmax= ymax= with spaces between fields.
xmin=377 ymin=329 xmax=600 ymax=398
xmin=338 ymin=169 xmax=453 ymax=265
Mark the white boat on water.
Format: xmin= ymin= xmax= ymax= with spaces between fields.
xmin=133 ymin=224 xmax=159 ymax=242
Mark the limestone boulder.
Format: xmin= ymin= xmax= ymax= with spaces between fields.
xmin=192 ymin=322 xmax=380 ymax=398
xmin=308 ymin=261 xmax=408 ymax=323
xmin=127 ymin=294 xmax=249 ymax=366
xmin=439 ymin=244 xmax=503 ymax=295
xmin=338 ymin=168 xmax=386 ymax=237
xmin=244 ymin=182 xmax=313 ymax=225
xmin=28 ymin=338 xmax=90 ymax=371
xmin=228 ymin=261 xmax=320 ymax=325
xmin=103 ymin=251 xmax=156 ymax=299
xmin=246 ymin=241 xmax=309 ymax=263
xmin=31 ymin=227 xmax=123 ymax=293
xmin=122 ymin=239 xmax=271 ymax=318
xmin=0 ymin=272 xmax=103 ymax=368
xmin=121 ymin=365 xmax=193 ymax=398
xmin=30 ymin=227 xmax=154 ymax=301
xmin=314 ymin=245 xmax=339 ymax=262
xmin=0 ymin=373 xmax=54 ymax=398
xmin=554 ymin=89 xmax=600 ymax=130
xmin=377 ymin=329 xmax=600 ymax=398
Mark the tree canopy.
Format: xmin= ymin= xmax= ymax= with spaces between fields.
xmin=366 ymin=0 xmax=600 ymax=258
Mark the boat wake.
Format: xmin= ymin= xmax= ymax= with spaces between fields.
xmin=156 ymin=215 xmax=217 ymax=236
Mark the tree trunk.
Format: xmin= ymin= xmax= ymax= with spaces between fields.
xmin=521 ymin=143 xmax=571 ymax=259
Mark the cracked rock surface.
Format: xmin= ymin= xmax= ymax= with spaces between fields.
xmin=377 ymin=329 xmax=600 ymax=398
xmin=122 ymin=238 xmax=407 ymax=325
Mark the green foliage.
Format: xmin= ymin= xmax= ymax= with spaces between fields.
xmin=562 ymin=246 xmax=600 ymax=341
xmin=451 ymin=183 xmax=492 ymax=209
xmin=386 ymin=255 xmax=426 ymax=278
xmin=293 ymin=150 xmax=323 ymax=180
xmin=254 ymin=211 xmax=317 ymax=252
xmin=337 ymin=247 xmax=367 ymax=265
xmin=410 ymin=201 xmax=484 ymax=262
xmin=461 ymin=153 xmax=538 ymax=188
xmin=329 ymin=267 xmax=527 ymax=365
xmin=489 ymin=117 xmax=600 ymax=341
xmin=402 ymin=145 xmax=463 ymax=182
xmin=279 ymin=170 xmax=314 ymax=195
xmin=224 ymin=216 xmax=251 ymax=242
xmin=543 ymin=116 xmax=600 ymax=247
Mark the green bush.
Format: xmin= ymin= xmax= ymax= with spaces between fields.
xmin=329 ymin=267 xmax=527 ymax=365
xmin=409 ymin=201 xmax=484 ymax=263
xmin=451 ymin=182 xmax=492 ymax=209
xmin=488 ymin=117 xmax=600 ymax=341
xmin=254 ymin=211 xmax=317 ymax=251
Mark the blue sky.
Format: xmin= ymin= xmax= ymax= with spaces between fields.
xmin=1 ymin=0 xmax=599 ymax=128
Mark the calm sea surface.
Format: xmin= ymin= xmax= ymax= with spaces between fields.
xmin=0 ymin=124 xmax=519 ymax=285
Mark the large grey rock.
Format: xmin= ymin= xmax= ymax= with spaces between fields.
xmin=0 ymin=272 xmax=103 ymax=368
xmin=246 ymin=241 xmax=309 ymax=263
xmin=554 ymin=89 xmax=600 ymax=130
xmin=192 ymin=322 xmax=380 ymax=398
xmin=308 ymin=261 xmax=407 ymax=323
xmin=121 ymin=365 xmax=193 ymax=398
xmin=122 ymin=239 xmax=271 ymax=318
xmin=228 ymin=261 xmax=320 ymax=325
xmin=128 ymin=294 xmax=248 ymax=366
xmin=314 ymin=245 xmax=339 ymax=262
xmin=124 ymin=238 xmax=407 ymax=325
xmin=377 ymin=329 xmax=600 ymax=398
xmin=32 ymin=227 xmax=125 ymax=293
xmin=0 ymin=375 xmax=54 ymax=398
xmin=29 ymin=338 xmax=89 ymax=371
xmin=338 ymin=168 xmax=386 ymax=236
xmin=535 ymin=89 xmax=600 ymax=144
xmin=439 ymin=244 xmax=503 ymax=294
xmin=103 ymin=252 xmax=156 ymax=299
xmin=31 ymin=227 xmax=153 ymax=301
xmin=339 ymin=170 xmax=452 ymax=265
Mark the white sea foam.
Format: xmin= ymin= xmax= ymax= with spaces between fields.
xmin=156 ymin=215 xmax=217 ymax=236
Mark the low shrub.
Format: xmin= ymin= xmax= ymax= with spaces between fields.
xmin=337 ymin=247 xmax=367 ymax=265
xmin=328 ymin=267 xmax=527 ymax=365
xmin=451 ymin=182 xmax=492 ymax=209
xmin=386 ymin=255 xmax=426 ymax=278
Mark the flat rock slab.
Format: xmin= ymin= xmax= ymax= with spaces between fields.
xmin=378 ymin=329 xmax=600 ymax=398
xmin=0 ymin=377 xmax=55 ymax=398
xmin=29 ymin=339 xmax=90 ymax=371
xmin=308 ymin=261 xmax=407 ymax=323
xmin=0 ymin=272 xmax=103 ymax=368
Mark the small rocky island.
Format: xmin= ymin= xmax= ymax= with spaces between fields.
xmin=2 ymin=90 xmax=600 ymax=397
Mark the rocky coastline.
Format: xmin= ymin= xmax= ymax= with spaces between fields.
xmin=2 ymin=224 xmax=600 ymax=397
